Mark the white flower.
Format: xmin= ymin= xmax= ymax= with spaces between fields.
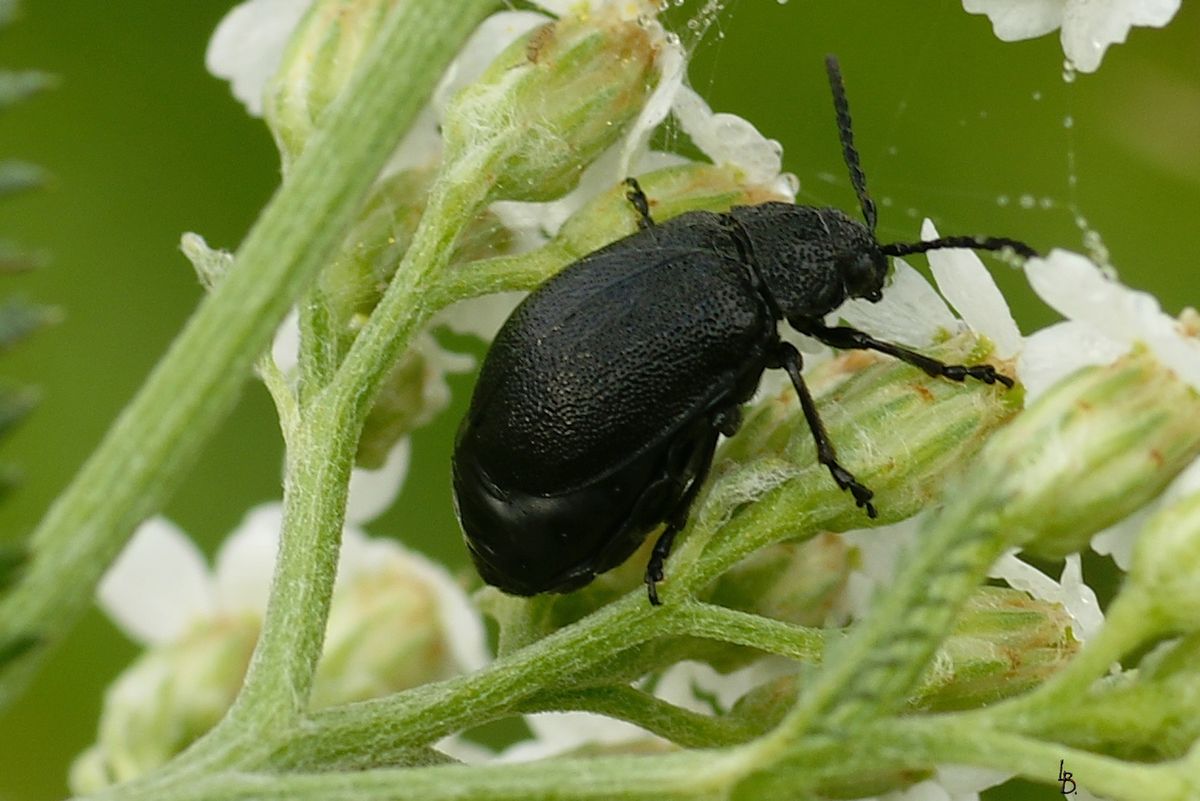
xmin=99 ymin=502 xmax=487 ymax=670
xmin=1020 ymin=248 xmax=1200 ymax=398
xmin=206 ymin=0 xmax=310 ymax=115
xmin=836 ymin=219 xmax=1021 ymax=357
xmin=842 ymin=221 xmax=1200 ymax=403
xmin=988 ymin=551 xmax=1103 ymax=640
xmin=79 ymin=503 xmax=487 ymax=788
xmin=963 ymin=0 xmax=1181 ymax=72
xmin=832 ymin=224 xmax=1200 ymax=638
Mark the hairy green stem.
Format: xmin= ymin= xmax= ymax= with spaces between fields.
xmin=131 ymin=751 xmax=750 ymax=801
xmin=267 ymin=596 xmax=657 ymax=770
xmin=860 ymin=717 xmax=1192 ymax=801
xmin=666 ymin=601 xmax=830 ymax=663
xmin=518 ymin=685 xmax=757 ymax=748
xmin=331 ymin=152 xmax=494 ymax=422
xmin=231 ymin=404 xmax=359 ymax=723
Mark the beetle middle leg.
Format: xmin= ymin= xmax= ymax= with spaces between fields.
xmin=774 ymin=341 xmax=877 ymax=518
xmin=805 ymin=323 xmax=1014 ymax=388
xmin=623 ymin=177 xmax=655 ymax=229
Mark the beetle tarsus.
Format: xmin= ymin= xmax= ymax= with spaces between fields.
xmin=624 ymin=177 xmax=655 ymax=229
xmin=645 ymin=526 xmax=675 ymax=606
xmin=829 ymin=462 xmax=877 ymax=518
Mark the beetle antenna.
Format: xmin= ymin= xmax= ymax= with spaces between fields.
xmin=826 ymin=55 xmax=877 ymax=234
xmin=881 ymin=236 xmax=1038 ymax=260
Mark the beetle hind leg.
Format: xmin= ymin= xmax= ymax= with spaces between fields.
xmin=644 ymin=418 xmax=729 ymax=606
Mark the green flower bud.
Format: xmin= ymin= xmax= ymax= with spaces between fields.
xmin=355 ymin=333 xmax=472 ymax=468
xmin=1126 ymin=489 xmax=1200 ymax=635
xmin=434 ymin=162 xmax=790 ymax=306
xmin=552 ymin=162 xmax=793 ymax=261
xmin=68 ymin=616 xmax=259 ymax=793
xmin=1040 ymin=634 xmax=1200 ymax=760
xmin=913 ymin=586 xmax=1079 ymax=711
xmin=729 ymin=586 xmax=1078 ymax=737
xmin=706 ymin=334 xmax=1020 ymax=535
xmin=264 ymin=0 xmax=398 ymax=167
xmin=311 ymin=547 xmax=479 ymax=707
xmin=981 ymin=349 xmax=1200 ymax=557
xmin=441 ymin=10 xmax=663 ymax=203
xmin=705 ymin=534 xmax=852 ymax=627
xmin=318 ymin=167 xmax=510 ymax=341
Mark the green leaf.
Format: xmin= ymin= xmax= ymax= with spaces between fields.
xmin=0 ymin=633 xmax=39 ymax=671
xmin=0 ymin=160 xmax=49 ymax=198
xmin=0 ymin=0 xmax=17 ymax=27
xmin=0 ymin=381 xmax=38 ymax=438
xmin=0 ymin=70 xmax=57 ymax=108
xmin=0 ymin=296 xmax=59 ymax=350
xmin=0 ymin=240 xmax=47 ymax=273
xmin=0 ymin=541 xmax=26 ymax=592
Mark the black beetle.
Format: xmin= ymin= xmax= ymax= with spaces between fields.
xmin=453 ymin=56 xmax=1036 ymax=605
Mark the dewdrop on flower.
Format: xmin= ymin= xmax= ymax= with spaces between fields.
xmin=962 ymin=0 xmax=1181 ymax=73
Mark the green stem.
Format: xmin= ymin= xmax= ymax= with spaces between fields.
xmin=0 ymin=0 xmax=496 ymax=715
xmin=666 ymin=601 xmax=831 ymax=663
xmin=232 ymin=402 xmax=359 ymax=723
xmin=127 ymin=751 xmax=750 ymax=801
xmin=517 ymin=685 xmax=757 ymax=748
xmin=860 ymin=717 xmax=1191 ymax=801
xmin=265 ymin=596 xmax=657 ymax=770
xmin=330 ymin=152 xmax=494 ymax=424
xmin=427 ymin=246 xmax=567 ymax=308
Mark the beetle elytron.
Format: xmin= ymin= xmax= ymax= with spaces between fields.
xmin=453 ymin=56 xmax=1036 ymax=605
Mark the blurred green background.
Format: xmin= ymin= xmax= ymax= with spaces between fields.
xmin=0 ymin=1 xmax=1196 ymax=798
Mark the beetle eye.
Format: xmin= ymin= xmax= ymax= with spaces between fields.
xmin=840 ymin=250 xmax=885 ymax=300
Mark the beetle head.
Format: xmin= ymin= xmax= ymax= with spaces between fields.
xmin=730 ymin=203 xmax=878 ymax=321
xmin=825 ymin=208 xmax=887 ymax=303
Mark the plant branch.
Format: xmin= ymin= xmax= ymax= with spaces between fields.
xmin=0 ymin=0 xmax=496 ymax=715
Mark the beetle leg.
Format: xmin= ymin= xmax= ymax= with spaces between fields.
xmin=645 ymin=424 xmax=722 ymax=606
xmin=774 ymin=341 xmax=877 ymax=518
xmin=805 ymin=324 xmax=1014 ymax=388
xmin=624 ymin=177 xmax=656 ymax=229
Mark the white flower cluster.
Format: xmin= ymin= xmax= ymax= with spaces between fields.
xmin=87 ymin=1 xmax=1194 ymax=798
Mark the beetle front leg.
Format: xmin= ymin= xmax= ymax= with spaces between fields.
xmin=774 ymin=341 xmax=877 ymax=518
xmin=623 ymin=177 xmax=655 ymax=229
xmin=805 ymin=323 xmax=1014 ymax=388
